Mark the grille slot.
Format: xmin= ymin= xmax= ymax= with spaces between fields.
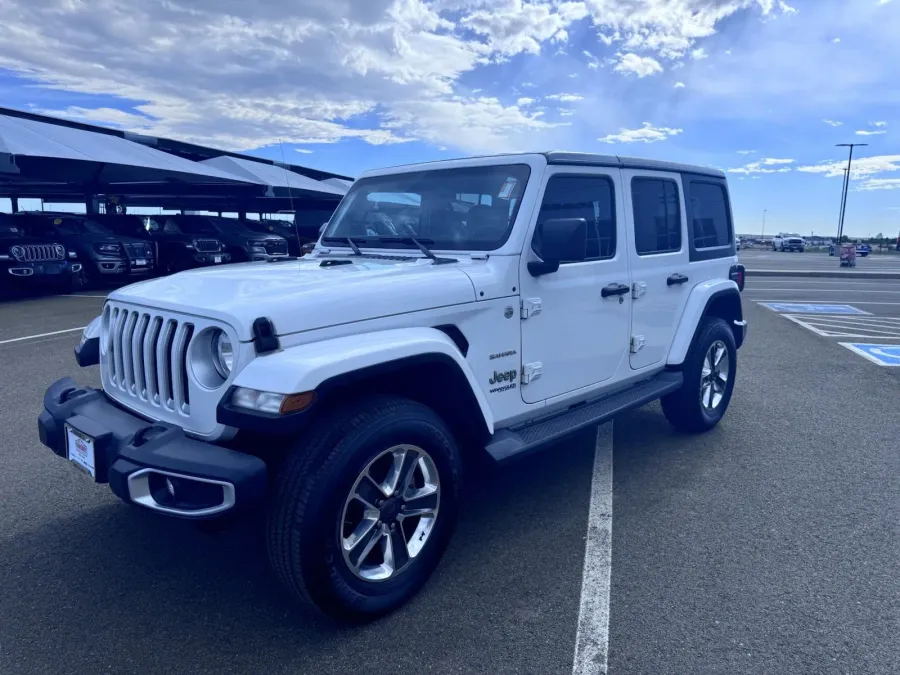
xmin=11 ymin=244 xmax=65 ymax=262
xmin=106 ymin=308 xmax=194 ymax=416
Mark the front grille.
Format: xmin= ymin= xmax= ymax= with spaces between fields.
xmin=123 ymin=242 xmax=153 ymax=260
xmin=264 ymin=239 xmax=288 ymax=255
xmin=195 ymin=239 xmax=220 ymax=253
xmin=11 ymin=243 xmax=65 ymax=262
xmin=104 ymin=305 xmax=194 ymax=415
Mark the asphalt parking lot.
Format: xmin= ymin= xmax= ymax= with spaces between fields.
xmin=740 ymin=248 xmax=900 ymax=274
xmin=1 ymin=281 xmax=898 ymax=675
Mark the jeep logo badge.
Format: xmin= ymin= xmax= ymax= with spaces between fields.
xmin=504 ymin=306 xmax=514 ymax=319
xmin=488 ymin=369 xmax=518 ymax=385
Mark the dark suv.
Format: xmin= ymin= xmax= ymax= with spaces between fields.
xmin=167 ymin=215 xmax=289 ymax=262
xmin=15 ymin=213 xmax=156 ymax=286
xmin=98 ymin=214 xmax=231 ymax=275
xmin=0 ymin=217 xmax=82 ymax=294
xmin=244 ymin=208 xmax=336 ymax=257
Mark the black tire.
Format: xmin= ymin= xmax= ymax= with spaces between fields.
xmin=267 ymin=395 xmax=462 ymax=621
xmin=662 ymin=317 xmax=737 ymax=434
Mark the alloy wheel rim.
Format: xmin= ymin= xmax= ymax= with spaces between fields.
xmin=340 ymin=444 xmax=440 ymax=582
xmin=700 ymin=340 xmax=730 ymax=411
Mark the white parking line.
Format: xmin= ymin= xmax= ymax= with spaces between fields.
xmin=572 ymin=423 xmax=613 ymax=675
xmin=744 ymin=299 xmax=900 ymax=306
xmin=744 ymin=288 xmax=900 ymax=294
xmin=0 ymin=326 xmax=85 ymax=346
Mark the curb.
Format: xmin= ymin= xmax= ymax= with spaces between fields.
xmin=745 ymin=269 xmax=900 ymax=280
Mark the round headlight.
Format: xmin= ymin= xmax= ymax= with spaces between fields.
xmin=213 ymin=331 xmax=234 ymax=378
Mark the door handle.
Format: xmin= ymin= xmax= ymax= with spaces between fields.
xmin=667 ymin=273 xmax=689 ymax=286
xmin=601 ymin=283 xmax=631 ymax=298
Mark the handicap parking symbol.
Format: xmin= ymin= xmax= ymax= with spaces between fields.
xmin=760 ymin=303 xmax=870 ymax=315
xmin=839 ymin=343 xmax=900 ymax=366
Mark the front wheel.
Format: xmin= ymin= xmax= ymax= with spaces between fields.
xmin=662 ymin=317 xmax=737 ymax=433
xmin=267 ymin=396 xmax=462 ymax=620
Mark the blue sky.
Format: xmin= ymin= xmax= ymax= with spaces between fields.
xmin=1 ymin=0 xmax=900 ymax=237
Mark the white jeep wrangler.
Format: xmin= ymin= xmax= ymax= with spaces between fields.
xmin=39 ymin=152 xmax=747 ymax=619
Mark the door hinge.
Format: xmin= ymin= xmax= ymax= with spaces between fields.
xmin=632 ymin=282 xmax=647 ymax=300
xmin=630 ymin=335 xmax=646 ymax=354
xmin=521 ymin=297 xmax=542 ymax=320
xmin=522 ymin=362 xmax=543 ymax=384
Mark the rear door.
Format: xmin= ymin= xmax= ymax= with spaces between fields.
xmin=623 ymin=170 xmax=691 ymax=370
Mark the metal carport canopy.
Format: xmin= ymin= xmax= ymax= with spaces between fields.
xmin=0 ymin=112 xmax=260 ymax=193
xmin=199 ymin=156 xmax=347 ymax=199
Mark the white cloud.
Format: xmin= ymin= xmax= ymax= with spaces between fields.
xmin=823 ymin=119 xmax=843 ymax=127
xmin=832 ymin=37 xmax=841 ymax=43
xmin=546 ymin=93 xmax=584 ymax=102
xmin=460 ymin=0 xmax=588 ymax=57
xmin=690 ymin=47 xmax=708 ymax=60
xmin=598 ymin=122 xmax=683 ymax=144
xmin=517 ymin=97 xmax=536 ymax=105
xmin=872 ymin=121 xmax=888 ymax=127
xmin=736 ymin=149 xmax=757 ymax=155
xmin=296 ymin=149 xmax=314 ymax=154
xmin=558 ymin=108 xmax=576 ymax=117
xmin=674 ymin=81 xmax=686 ymax=88
xmin=778 ymin=1 xmax=799 ymax=16
xmin=727 ymin=158 xmax=794 ymax=174
xmin=858 ymin=178 xmax=900 ymax=191
xmin=797 ymin=154 xmax=900 ymax=179
xmin=0 ymin=0 xmax=583 ymax=154
xmin=614 ymin=53 xmax=664 ymax=77
xmin=856 ymin=129 xmax=887 ymax=136
xmin=582 ymin=0 xmax=797 ymax=60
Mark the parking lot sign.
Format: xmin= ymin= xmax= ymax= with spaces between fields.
xmin=759 ymin=303 xmax=870 ymax=315
xmin=839 ymin=343 xmax=900 ymax=366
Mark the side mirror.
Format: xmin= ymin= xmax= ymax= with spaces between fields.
xmin=528 ymin=218 xmax=587 ymax=277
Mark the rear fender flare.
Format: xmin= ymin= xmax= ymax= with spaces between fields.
xmin=667 ymin=280 xmax=743 ymax=365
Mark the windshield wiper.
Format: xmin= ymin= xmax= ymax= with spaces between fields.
xmin=376 ymin=237 xmax=457 ymax=265
xmin=321 ymin=236 xmax=363 ymax=255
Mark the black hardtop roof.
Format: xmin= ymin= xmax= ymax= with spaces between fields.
xmin=542 ymin=151 xmax=726 ymax=179
xmin=365 ymin=151 xmax=726 ymax=180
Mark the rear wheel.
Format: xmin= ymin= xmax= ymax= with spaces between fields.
xmin=662 ymin=317 xmax=737 ymax=433
xmin=267 ymin=396 xmax=462 ymax=620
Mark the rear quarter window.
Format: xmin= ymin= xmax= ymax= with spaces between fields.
xmin=683 ymin=176 xmax=735 ymax=262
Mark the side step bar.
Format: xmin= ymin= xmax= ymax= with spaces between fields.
xmin=484 ymin=371 xmax=684 ymax=463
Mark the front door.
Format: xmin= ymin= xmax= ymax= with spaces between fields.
xmin=518 ymin=167 xmax=631 ymax=404
xmin=622 ymin=170 xmax=691 ymax=370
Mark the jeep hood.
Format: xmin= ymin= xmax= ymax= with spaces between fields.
xmin=110 ymin=257 xmax=478 ymax=340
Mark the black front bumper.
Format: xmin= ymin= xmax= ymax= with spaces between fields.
xmin=38 ymin=377 xmax=267 ymax=519
xmin=3 ymin=260 xmax=79 ymax=283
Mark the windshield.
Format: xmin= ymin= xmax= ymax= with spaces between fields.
xmin=52 ymin=217 xmax=111 ymax=235
xmin=324 ymin=164 xmax=531 ymax=251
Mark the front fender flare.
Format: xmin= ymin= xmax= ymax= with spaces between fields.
xmin=230 ymin=327 xmax=495 ymax=434
xmin=667 ymin=280 xmax=742 ymax=366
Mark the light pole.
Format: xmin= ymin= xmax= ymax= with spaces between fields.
xmin=761 ymin=209 xmax=767 ymax=240
xmin=836 ymin=143 xmax=867 ymax=248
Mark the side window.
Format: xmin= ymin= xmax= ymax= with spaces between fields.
xmin=689 ymin=182 xmax=731 ymax=249
xmin=533 ymin=174 xmax=616 ymax=262
xmin=631 ymin=178 xmax=681 ymax=256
